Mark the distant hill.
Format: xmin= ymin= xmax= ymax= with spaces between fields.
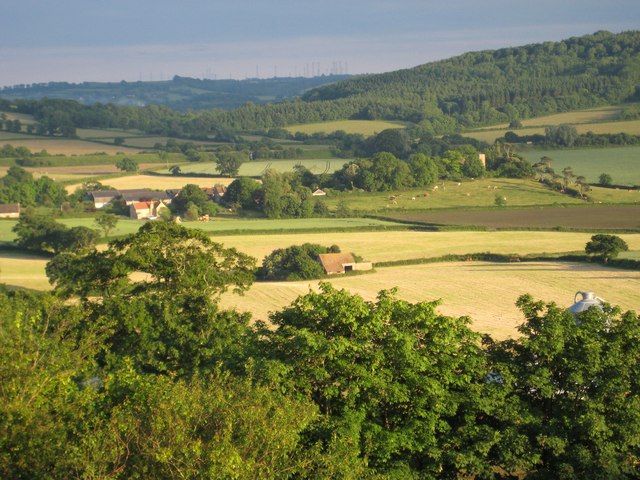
xmin=212 ymin=30 xmax=640 ymax=132
xmin=3 ymin=31 xmax=639 ymax=138
xmin=0 ymin=75 xmax=350 ymax=111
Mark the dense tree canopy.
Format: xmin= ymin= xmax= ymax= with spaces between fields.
xmin=1 ymin=222 xmax=640 ymax=477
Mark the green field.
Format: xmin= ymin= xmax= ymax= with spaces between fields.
xmin=464 ymin=102 xmax=640 ymax=143
xmin=0 ymin=132 xmax=140 ymax=155
xmin=75 ymin=128 xmax=145 ymax=140
xmin=285 ymin=120 xmax=404 ymax=136
xmin=385 ymin=204 xmax=640 ymax=230
xmin=0 ymin=217 xmax=408 ymax=243
xmin=324 ymin=178 xmax=588 ymax=212
xmin=522 ymin=145 xmax=640 ymax=186
xmin=166 ymin=158 xmax=345 ymax=177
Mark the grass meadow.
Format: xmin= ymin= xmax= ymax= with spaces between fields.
xmin=219 ymin=260 xmax=640 ymax=339
xmin=0 ymin=134 xmax=141 ymax=155
xmin=385 ymin=204 xmax=640 ymax=230
xmin=522 ymin=145 xmax=640 ymax=186
xmin=285 ymin=120 xmax=404 ymax=136
xmin=465 ymin=119 xmax=640 ymax=143
xmin=324 ymin=178 xmax=586 ymax=212
xmin=167 ymin=158 xmax=345 ymax=177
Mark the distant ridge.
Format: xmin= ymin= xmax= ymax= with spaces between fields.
xmin=0 ymin=74 xmax=350 ymax=111
xmin=210 ymin=30 xmax=640 ymax=132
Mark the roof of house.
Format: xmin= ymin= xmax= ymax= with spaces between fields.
xmin=212 ymin=185 xmax=227 ymax=194
xmin=90 ymin=190 xmax=120 ymax=200
xmin=0 ymin=203 xmax=20 ymax=214
xmin=312 ymin=188 xmax=326 ymax=196
xmin=318 ymin=252 xmax=356 ymax=274
xmin=120 ymin=189 xmax=170 ymax=201
xmin=131 ymin=201 xmax=153 ymax=211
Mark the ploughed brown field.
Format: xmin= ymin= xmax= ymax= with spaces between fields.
xmin=383 ymin=204 xmax=640 ymax=230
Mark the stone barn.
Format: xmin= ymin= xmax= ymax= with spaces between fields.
xmin=318 ymin=252 xmax=373 ymax=275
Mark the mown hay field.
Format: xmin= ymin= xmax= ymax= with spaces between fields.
xmin=285 ymin=120 xmax=404 ymax=136
xmin=170 ymin=158 xmax=343 ymax=177
xmin=3 ymin=252 xmax=638 ymax=340
xmin=0 ymin=251 xmax=50 ymax=290
xmin=522 ymin=145 xmax=640 ymax=186
xmin=219 ymin=261 xmax=640 ymax=339
xmin=0 ymin=135 xmax=140 ymax=155
xmin=217 ymin=230 xmax=640 ymax=264
xmin=1 ymin=112 xmax=37 ymax=125
xmin=64 ymin=174 xmax=236 ymax=193
xmin=386 ymin=204 xmax=640 ymax=230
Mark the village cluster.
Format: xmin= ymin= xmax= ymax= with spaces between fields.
xmin=89 ymin=184 xmax=228 ymax=220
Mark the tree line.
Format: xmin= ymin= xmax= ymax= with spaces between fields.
xmin=1 ymin=221 xmax=638 ymax=479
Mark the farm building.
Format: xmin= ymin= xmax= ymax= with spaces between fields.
xmin=312 ymin=189 xmax=327 ymax=196
xmin=211 ymin=184 xmax=227 ymax=203
xmin=120 ymin=189 xmax=171 ymax=205
xmin=0 ymin=203 xmax=20 ymax=219
xmin=90 ymin=190 xmax=120 ymax=209
xmin=318 ymin=252 xmax=373 ymax=275
xmin=129 ymin=200 xmax=169 ymax=220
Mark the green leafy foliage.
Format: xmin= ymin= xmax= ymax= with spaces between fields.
xmin=255 ymin=283 xmax=502 ymax=477
xmin=223 ymin=177 xmax=262 ymax=209
xmin=115 ymin=157 xmax=138 ymax=172
xmin=170 ymin=183 xmax=218 ymax=217
xmin=94 ymin=212 xmax=119 ymax=237
xmin=0 ymin=166 xmax=67 ymax=207
xmin=13 ymin=209 xmax=99 ymax=254
xmin=46 ymin=222 xmax=256 ymax=375
xmin=487 ymin=295 xmax=640 ymax=478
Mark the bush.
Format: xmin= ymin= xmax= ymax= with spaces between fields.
xmin=598 ymin=173 xmax=613 ymax=186
xmin=257 ymin=243 xmax=341 ymax=281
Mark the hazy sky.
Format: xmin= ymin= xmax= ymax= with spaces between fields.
xmin=1 ymin=0 xmax=639 ymax=86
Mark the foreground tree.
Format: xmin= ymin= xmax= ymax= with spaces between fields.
xmin=46 ymin=222 xmax=256 ymax=375
xmin=255 ymin=283 xmax=504 ymax=477
xmin=585 ymin=234 xmax=629 ymax=262
xmin=0 ymin=287 xmax=322 ymax=479
xmin=487 ymin=295 xmax=640 ymax=479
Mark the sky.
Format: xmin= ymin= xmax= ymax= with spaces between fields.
xmin=1 ymin=0 xmax=639 ymax=86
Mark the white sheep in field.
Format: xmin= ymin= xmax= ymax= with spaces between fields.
xmin=432 ymin=186 xmax=438 ymax=191
xmin=457 ymin=182 xmax=461 ymax=186
xmin=411 ymin=197 xmax=416 ymax=201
